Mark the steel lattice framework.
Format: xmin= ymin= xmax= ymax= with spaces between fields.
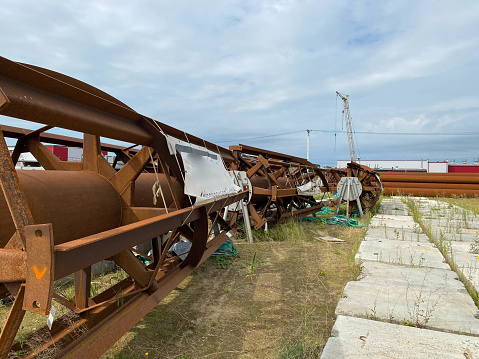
xmin=0 ymin=57 xmax=383 ymax=358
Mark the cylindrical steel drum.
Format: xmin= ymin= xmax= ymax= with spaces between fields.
xmin=0 ymin=170 xmax=122 ymax=247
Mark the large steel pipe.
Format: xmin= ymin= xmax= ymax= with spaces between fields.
xmin=0 ymin=170 xmax=122 ymax=247
xmin=383 ymin=187 xmax=479 ymax=197
xmin=384 ymin=182 xmax=479 ymax=190
xmin=0 ymin=171 xmax=185 ymax=248
xmin=380 ymin=173 xmax=479 ymax=184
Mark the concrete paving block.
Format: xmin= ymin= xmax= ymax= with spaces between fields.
xmin=424 ymin=218 xmax=479 ymax=231
xmin=355 ymin=240 xmax=449 ymax=269
xmin=449 ymin=242 xmax=479 ymax=292
xmin=380 ymin=197 xmax=403 ymax=203
xmin=335 ymin=262 xmax=479 ymax=335
xmin=441 ymin=232 xmax=479 ymax=242
xmin=321 ymin=315 xmax=479 ymax=359
xmin=366 ymin=227 xmax=425 ymax=241
xmin=364 ymin=229 xmax=429 ymax=243
xmin=430 ymin=226 xmax=479 ymax=238
xmin=378 ymin=202 xmax=410 ymax=216
xmin=370 ymin=215 xmax=418 ymax=230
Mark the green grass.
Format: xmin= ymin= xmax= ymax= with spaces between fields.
xmin=101 ymin=202 xmax=379 ymax=359
xmin=438 ymin=197 xmax=479 ymax=214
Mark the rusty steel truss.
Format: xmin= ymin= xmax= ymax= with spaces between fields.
xmin=229 ymin=144 xmax=329 ymax=229
xmin=0 ymin=57 xmax=383 ymax=358
xmin=0 ymin=57 xmax=247 ymax=359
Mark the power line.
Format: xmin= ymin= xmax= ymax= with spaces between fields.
xmin=310 ymin=129 xmax=479 ymax=136
xmin=215 ymin=130 xmax=305 ymax=143
xmin=215 ymin=128 xmax=479 ymax=145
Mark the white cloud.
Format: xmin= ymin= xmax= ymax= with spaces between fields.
xmin=0 ymin=0 xmax=478 ymax=163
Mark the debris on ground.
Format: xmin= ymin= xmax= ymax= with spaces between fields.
xmin=322 ymin=215 xmax=367 ymax=227
xmin=211 ymin=238 xmax=238 ymax=257
xmin=318 ymin=236 xmax=346 ymax=243
xmin=317 ymin=207 xmax=334 ymax=215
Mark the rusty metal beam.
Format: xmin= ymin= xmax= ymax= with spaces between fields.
xmin=55 ymin=228 xmax=232 ymax=359
xmin=54 ymin=191 xmax=248 ymax=279
xmin=0 ymin=130 xmax=33 ymax=249
xmin=0 ymin=55 xmax=280 ymax=359
xmin=0 ymin=286 xmax=26 ymax=358
xmin=1 ymin=124 xmax=138 ymax=154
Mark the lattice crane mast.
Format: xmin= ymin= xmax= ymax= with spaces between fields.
xmin=336 ymin=91 xmax=356 ymax=163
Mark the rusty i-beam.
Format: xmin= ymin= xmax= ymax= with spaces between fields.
xmin=0 ymin=57 xmax=247 ymax=358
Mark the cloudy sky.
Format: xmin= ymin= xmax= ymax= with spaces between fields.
xmin=1 ymin=0 xmax=478 ymax=166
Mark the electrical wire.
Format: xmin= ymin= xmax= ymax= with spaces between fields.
xmin=215 ymin=130 xmax=305 ymax=143
xmin=310 ymin=130 xmax=479 ymax=136
xmin=213 ymin=128 xmax=479 ymax=145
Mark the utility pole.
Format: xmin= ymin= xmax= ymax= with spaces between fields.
xmin=306 ymin=129 xmax=310 ymax=161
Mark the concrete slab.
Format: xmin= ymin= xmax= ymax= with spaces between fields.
xmin=423 ymin=218 xmax=479 ymax=231
xmin=448 ymin=241 xmax=479 ymax=292
xmin=370 ymin=215 xmax=418 ymax=230
xmin=441 ymin=232 xmax=479 ymax=242
xmin=429 ymin=227 xmax=479 ymax=238
xmin=364 ymin=231 xmax=429 ymax=243
xmin=381 ymin=197 xmax=409 ymax=203
xmin=321 ymin=315 xmax=479 ymax=359
xmin=378 ymin=202 xmax=409 ymax=216
xmin=335 ymin=262 xmax=479 ymax=335
xmin=365 ymin=227 xmax=426 ymax=242
xmin=355 ymin=240 xmax=449 ymax=269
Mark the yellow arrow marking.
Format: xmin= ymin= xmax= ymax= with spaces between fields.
xmin=33 ymin=266 xmax=47 ymax=280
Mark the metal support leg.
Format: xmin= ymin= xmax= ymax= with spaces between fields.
xmin=241 ymin=201 xmax=254 ymax=243
xmin=346 ymin=180 xmax=351 ymax=218
xmin=74 ymin=267 xmax=91 ymax=310
xmin=356 ymin=198 xmax=364 ymax=217
xmin=334 ymin=194 xmax=342 ymax=216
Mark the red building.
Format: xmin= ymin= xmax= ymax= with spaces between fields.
xmin=448 ymin=164 xmax=479 ymax=173
xmin=45 ymin=146 xmax=69 ymax=161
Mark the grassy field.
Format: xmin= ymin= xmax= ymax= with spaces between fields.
xmin=439 ymin=196 xmax=479 ymax=214
xmin=0 ymin=207 xmax=374 ymax=359
xmin=103 ymin=215 xmax=371 ymax=359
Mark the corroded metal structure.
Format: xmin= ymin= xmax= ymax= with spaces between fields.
xmin=0 ymin=57 xmax=247 ymax=358
xmin=325 ymin=162 xmax=382 ymax=215
xmin=0 ymin=57 xmax=383 ymax=358
xmin=229 ymin=144 xmax=329 ymax=229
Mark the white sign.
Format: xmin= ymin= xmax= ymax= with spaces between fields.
xmin=165 ymin=135 xmax=241 ymax=200
xmin=47 ymin=305 xmax=56 ymax=330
